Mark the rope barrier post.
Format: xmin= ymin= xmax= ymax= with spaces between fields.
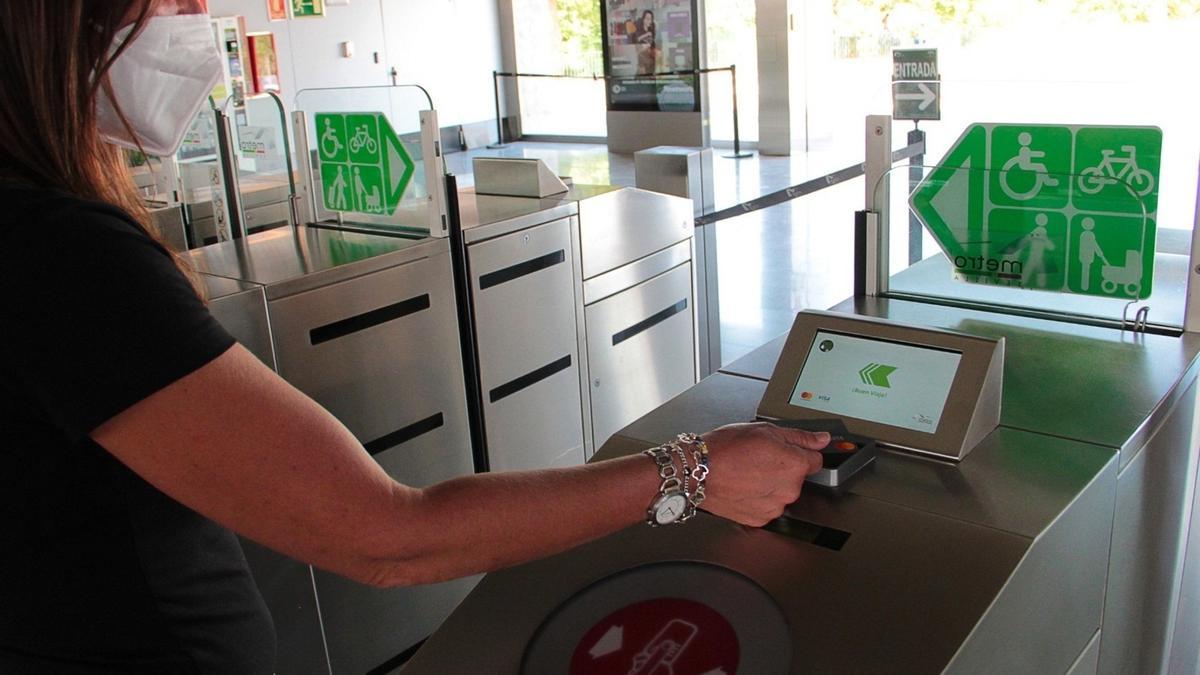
xmin=907 ymin=125 xmax=925 ymax=265
xmin=487 ymin=70 xmax=508 ymax=149
xmin=725 ymin=65 xmax=753 ymax=159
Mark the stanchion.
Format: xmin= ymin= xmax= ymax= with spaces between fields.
xmin=725 ymin=64 xmax=754 ymax=159
xmin=907 ymin=125 xmax=925 ymax=264
xmin=487 ymin=70 xmax=507 ymax=149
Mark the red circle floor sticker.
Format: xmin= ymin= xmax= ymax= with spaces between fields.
xmin=569 ymin=597 xmax=739 ymax=675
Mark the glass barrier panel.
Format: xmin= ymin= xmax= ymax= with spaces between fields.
xmin=874 ymin=131 xmax=1176 ymax=329
xmin=175 ymin=103 xmax=230 ymax=247
xmin=224 ymin=93 xmax=296 ymax=236
xmin=294 ymin=85 xmax=437 ymax=235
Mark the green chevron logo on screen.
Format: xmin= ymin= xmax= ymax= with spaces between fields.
xmin=859 ymin=363 xmax=898 ymax=388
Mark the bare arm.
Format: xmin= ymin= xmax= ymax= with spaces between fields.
xmin=93 ymin=345 xmax=825 ymax=587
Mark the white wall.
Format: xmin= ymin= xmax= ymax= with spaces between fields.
xmin=206 ymin=0 xmax=502 ymax=128
xmin=381 ymin=0 xmax=504 ymax=128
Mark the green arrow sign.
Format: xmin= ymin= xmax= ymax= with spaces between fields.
xmin=859 ymin=363 xmax=898 ymax=388
xmin=315 ymin=111 xmax=415 ymax=217
xmin=910 ymin=123 xmax=1161 ymax=300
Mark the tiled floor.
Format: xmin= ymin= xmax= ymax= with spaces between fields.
xmin=446 ymin=142 xmax=869 ymax=364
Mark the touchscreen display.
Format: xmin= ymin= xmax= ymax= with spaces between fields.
xmin=789 ymin=331 xmax=962 ymax=433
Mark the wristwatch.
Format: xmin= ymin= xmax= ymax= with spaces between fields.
xmin=648 ymin=490 xmax=690 ymax=526
xmin=643 ymin=444 xmax=690 ymax=526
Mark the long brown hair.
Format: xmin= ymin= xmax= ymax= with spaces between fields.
xmin=0 ymin=0 xmax=201 ymax=286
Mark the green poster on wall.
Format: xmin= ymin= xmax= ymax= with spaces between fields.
xmin=291 ymin=0 xmax=325 ymax=18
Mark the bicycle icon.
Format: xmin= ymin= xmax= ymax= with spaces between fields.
xmin=1000 ymin=132 xmax=1061 ymax=202
xmin=349 ymin=124 xmax=378 ymax=155
xmin=1078 ymin=145 xmax=1155 ymax=197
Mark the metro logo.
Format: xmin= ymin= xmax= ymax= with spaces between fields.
xmin=859 ymin=363 xmax=898 ymax=388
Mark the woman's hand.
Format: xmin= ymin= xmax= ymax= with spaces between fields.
xmin=698 ymin=422 xmax=828 ymax=527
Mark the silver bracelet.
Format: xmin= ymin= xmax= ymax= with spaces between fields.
xmin=676 ymin=433 xmax=710 ymax=510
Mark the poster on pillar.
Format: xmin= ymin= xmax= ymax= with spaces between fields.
xmin=601 ymin=0 xmax=701 ymax=113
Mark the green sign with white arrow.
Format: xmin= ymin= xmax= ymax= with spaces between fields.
xmin=910 ymin=123 xmax=1162 ymax=300
xmin=316 ymin=111 xmax=415 ymax=217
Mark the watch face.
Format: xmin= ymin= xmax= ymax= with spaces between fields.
xmin=654 ymin=493 xmax=689 ymax=525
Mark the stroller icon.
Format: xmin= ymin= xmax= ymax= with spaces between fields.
xmin=1101 ymin=250 xmax=1143 ymax=297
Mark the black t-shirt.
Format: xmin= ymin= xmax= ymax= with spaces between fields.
xmin=0 ymin=186 xmax=276 ymax=673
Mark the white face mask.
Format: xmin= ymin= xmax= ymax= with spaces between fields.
xmin=97 ymin=14 xmax=223 ymax=157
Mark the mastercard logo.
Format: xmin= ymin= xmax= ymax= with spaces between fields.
xmin=800 ymin=392 xmax=813 ymax=400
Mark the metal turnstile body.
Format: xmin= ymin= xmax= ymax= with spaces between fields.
xmin=194 ymin=226 xmax=477 ymax=674
xmin=459 ymin=186 xmax=698 ymax=471
xmin=406 ymin=296 xmax=1200 ymax=674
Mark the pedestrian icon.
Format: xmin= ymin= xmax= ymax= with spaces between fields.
xmin=1000 ymin=132 xmax=1061 ymax=202
xmin=1077 ymin=217 xmax=1104 ymax=293
xmin=315 ymin=111 xmax=415 ymax=217
xmin=326 ymin=165 xmax=348 ymax=210
xmin=911 ymin=123 xmax=1161 ymax=300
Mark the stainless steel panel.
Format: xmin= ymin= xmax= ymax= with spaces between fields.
xmin=266 ymin=255 xmax=468 ymax=453
xmin=1068 ymin=630 xmax=1102 ymax=675
xmin=263 ymin=245 xmax=476 ymax=674
xmin=581 ymin=239 xmax=691 ymax=306
xmin=946 ymin=452 xmax=1117 ymax=674
xmin=473 ymin=157 xmax=568 ymax=198
xmin=1170 ymin=405 xmax=1200 ymax=675
xmin=719 ymin=334 xmax=786 ymax=381
xmin=470 ymin=217 xmax=586 ymax=471
xmin=633 ymin=144 xmax=715 ymax=214
xmin=190 ymin=225 xmax=433 ymax=300
xmin=410 ymin=436 xmax=1030 ymax=674
xmin=150 ymin=205 xmax=187 ymax=252
xmin=240 ymin=540 xmax=331 ymax=675
xmin=203 ymin=276 xmax=275 ymax=370
xmin=576 ymin=188 xmax=694 ymax=279
xmin=694 ymin=223 xmax=722 ymax=378
xmin=1100 ymin=377 xmax=1200 ymax=675
xmin=458 ymin=186 xmax=622 ymax=245
xmin=633 ymin=146 xmax=715 ymax=217
xmin=243 ymin=200 xmax=291 ymax=232
xmin=585 ymin=263 xmax=697 ymax=450
xmin=606 ymin=110 xmax=708 ymax=154
xmin=204 ymin=277 xmax=330 ymax=673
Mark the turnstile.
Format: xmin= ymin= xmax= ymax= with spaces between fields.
xmin=457 ymin=185 xmax=699 ymax=470
xmin=404 ymin=296 xmax=1200 ymax=674
xmin=194 ymin=225 xmax=477 ymax=674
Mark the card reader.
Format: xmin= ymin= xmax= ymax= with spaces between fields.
xmin=766 ymin=418 xmax=877 ymax=488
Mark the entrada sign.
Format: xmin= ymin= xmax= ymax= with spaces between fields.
xmin=910 ymin=123 xmax=1162 ymax=300
xmin=893 ymin=49 xmax=940 ymax=121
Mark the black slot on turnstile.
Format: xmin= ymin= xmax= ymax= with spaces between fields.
xmin=478 ymin=249 xmax=566 ymax=290
xmin=488 ymin=355 xmax=573 ymax=403
xmin=362 ymin=413 xmax=445 ymax=457
xmin=612 ymin=298 xmax=689 ymax=346
xmin=308 ymin=294 xmax=431 ymax=345
xmin=762 ymin=516 xmax=852 ymax=551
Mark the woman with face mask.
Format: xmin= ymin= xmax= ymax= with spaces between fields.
xmin=0 ymin=1 xmax=827 ymax=671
